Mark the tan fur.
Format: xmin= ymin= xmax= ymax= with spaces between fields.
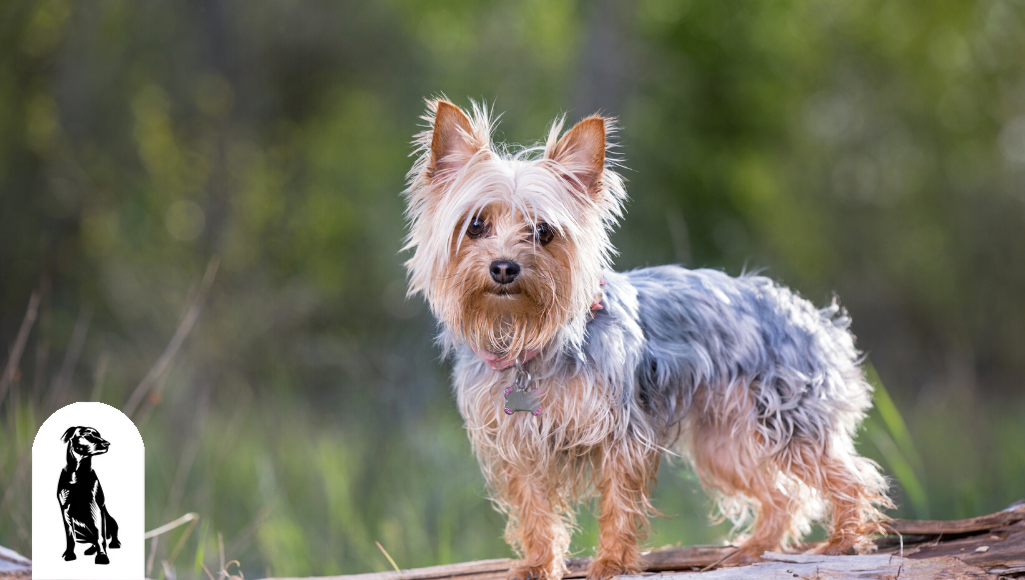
xmin=686 ymin=386 xmax=892 ymax=561
xmin=588 ymin=444 xmax=660 ymax=578
xmin=462 ymin=368 xmax=660 ymax=580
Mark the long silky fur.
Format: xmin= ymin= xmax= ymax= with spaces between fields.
xmin=403 ymin=99 xmax=891 ymax=573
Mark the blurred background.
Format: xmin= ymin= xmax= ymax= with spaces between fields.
xmin=2 ymin=0 xmax=1024 ymax=578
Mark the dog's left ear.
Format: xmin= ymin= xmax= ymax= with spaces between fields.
xmin=546 ymin=116 xmax=607 ymax=198
xmin=61 ymin=427 xmax=80 ymax=442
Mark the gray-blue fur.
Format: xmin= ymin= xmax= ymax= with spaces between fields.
xmin=580 ymin=266 xmax=871 ymax=451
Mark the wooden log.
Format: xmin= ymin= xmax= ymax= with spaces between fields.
xmin=251 ymin=500 xmax=1025 ymax=580
xmin=268 ymin=546 xmax=743 ymax=580
xmin=638 ymin=545 xmax=737 ymax=571
xmin=883 ymin=503 xmax=1025 ymax=535
xmin=262 ymin=532 xmax=1022 ymax=580
xmin=0 ymin=545 xmax=31 ymax=580
xmin=616 ymin=552 xmax=998 ymax=579
xmin=907 ymin=529 xmax=1025 ymax=574
xmin=269 ymin=558 xmax=516 ymax=580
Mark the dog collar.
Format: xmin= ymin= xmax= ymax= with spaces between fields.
xmin=588 ymin=277 xmax=607 ymax=319
xmin=472 ymin=348 xmax=540 ymax=371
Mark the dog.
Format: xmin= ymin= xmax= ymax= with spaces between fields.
xmin=402 ymin=99 xmax=892 ymax=580
xmin=58 ymin=426 xmax=121 ymax=565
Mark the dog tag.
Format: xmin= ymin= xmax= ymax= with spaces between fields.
xmin=504 ymin=387 xmax=542 ymax=416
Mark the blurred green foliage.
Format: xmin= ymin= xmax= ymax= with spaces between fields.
xmin=1 ymin=0 xmax=1024 ymax=578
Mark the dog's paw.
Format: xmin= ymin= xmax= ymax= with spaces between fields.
xmin=62 ymin=550 xmax=76 ymax=561
xmin=586 ymin=558 xmax=637 ymax=580
xmin=817 ymin=543 xmax=857 ymax=556
xmin=95 ymin=553 xmax=110 ymax=565
xmin=814 ymin=537 xmax=862 ymax=556
xmin=109 ymin=539 xmax=121 ymax=549
xmin=507 ymin=563 xmax=550 ymax=580
xmin=84 ymin=546 xmax=98 ymax=555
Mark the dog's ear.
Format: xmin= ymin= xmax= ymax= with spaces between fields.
xmin=546 ymin=116 xmax=608 ymax=198
xmin=61 ymin=427 xmax=80 ymax=443
xmin=428 ymin=100 xmax=484 ymax=182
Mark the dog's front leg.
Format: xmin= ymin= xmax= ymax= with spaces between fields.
xmin=501 ymin=463 xmax=569 ymax=580
xmin=60 ymin=507 xmax=76 ymax=561
xmin=587 ymin=443 xmax=659 ymax=580
xmin=58 ymin=483 xmax=76 ymax=561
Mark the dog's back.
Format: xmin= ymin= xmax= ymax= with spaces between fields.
xmin=609 ymin=266 xmax=872 ymax=438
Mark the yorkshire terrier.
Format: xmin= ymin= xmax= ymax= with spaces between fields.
xmin=403 ymin=99 xmax=891 ymax=580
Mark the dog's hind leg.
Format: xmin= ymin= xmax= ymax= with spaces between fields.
xmin=104 ymin=506 xmax=121 ymax=548
xmin=688 ymin=388 xmax=796 ymax=562
xmin=692 ymin=428 xmax=790 ymax=560
xmin=785 ymin=438 xmax=892 ymax=555
xmin=586 ymin=441 xmax=659 ymax=580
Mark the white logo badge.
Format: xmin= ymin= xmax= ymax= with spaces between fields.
xmin=33 ymin=402 xmax=145 ymax=580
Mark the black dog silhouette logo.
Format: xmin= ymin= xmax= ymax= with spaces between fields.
xmin=57 ymin=426 xmax=122 ymax=564
xmin=33 ymin=402 xmax=144 ymax=580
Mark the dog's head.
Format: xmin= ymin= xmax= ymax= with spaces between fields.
xmin=404 ymin=99 xmax=625 ymax=359
xmin=62 ymin=426 xmax=110 ymax=457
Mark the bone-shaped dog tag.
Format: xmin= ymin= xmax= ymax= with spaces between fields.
xmin=504 ymin=387 xmax=542 ymax=416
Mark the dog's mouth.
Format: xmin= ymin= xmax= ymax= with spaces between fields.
xmin=488 ymin=282 xmax=526 ymax=297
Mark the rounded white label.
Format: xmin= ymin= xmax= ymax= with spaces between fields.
xmin=32 ymin=402 xmax=145 ymax=580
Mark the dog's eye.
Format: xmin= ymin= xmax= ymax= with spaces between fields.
xmin=466 ymin=216 xmax=487 ymax=239
xmin=534 ymin=222 xmax=555 ymax=245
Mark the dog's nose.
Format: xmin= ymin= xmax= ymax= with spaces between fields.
xmin=490 ymin=260 xmax=520 ymax=285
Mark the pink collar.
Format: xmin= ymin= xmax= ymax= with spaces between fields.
xmin=472 ymin=279 xmax=606 ymax=371
xmin=472 ymin=348 xmax=540 ymax=371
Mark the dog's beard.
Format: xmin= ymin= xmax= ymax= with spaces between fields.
xmin=460 ymin=294 xmax=560 ymax=357
xmin=447 ymin=267 xmax=570 ymax=358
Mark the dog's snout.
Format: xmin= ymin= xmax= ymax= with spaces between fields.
xmin=490 ymin=260 xmax=520 ymax=284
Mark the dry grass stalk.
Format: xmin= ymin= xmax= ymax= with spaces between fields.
xmin=124 ymin=256 xmax=219 ymax=417
xmin=0 ymin=292 xmax=41 ymax=408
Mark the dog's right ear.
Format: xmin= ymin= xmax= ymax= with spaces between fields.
xmin=61 ymin=427 xmax=80 ymax=442
xmin=428 ymin=100 xmax=484 ymax=182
